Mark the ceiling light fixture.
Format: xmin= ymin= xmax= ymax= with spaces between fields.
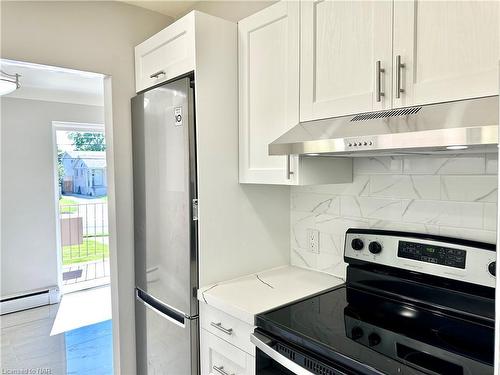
xmin=0 ymin=70 xmax=20 ymax=96
xmin=446 ymin=145 xmax=468 ymax=150
xmin=306 ymin=153 xmax=320 ymax=156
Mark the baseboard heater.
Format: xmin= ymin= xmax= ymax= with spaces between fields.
xmin=0 ymin=287 xmax=59 ymax=315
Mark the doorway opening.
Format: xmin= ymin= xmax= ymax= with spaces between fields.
xmin=54 ymin=123 xmax=110 ymax=294
xmin=1 ymin=58 xmax=114 ymax=374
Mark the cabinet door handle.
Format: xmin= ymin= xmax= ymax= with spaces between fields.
xmin=213 ymin=365 xmax=234 ymax=375
xmin=210 ymin=322 xmax=233 ymax=335
xmin=150 ymin=70 xmax=166 ymax=79
xmin=395 ymin=55 xmax=405 ymax=99
xmin=375 ymin=60 xmax=385 ymax=102
xmin=286 ymin=155 xmax=294 ymax=180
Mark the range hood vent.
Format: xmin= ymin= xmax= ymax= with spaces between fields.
xmin=269 ymin=96 xmax=498 ymax=157
xmin=351 ymin=106 xmax=422 ymax=122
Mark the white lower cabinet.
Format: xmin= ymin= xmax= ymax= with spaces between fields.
xmin=200 ymin=328 xmax=255 ymax=375
xmin=200 ymin=304 xmax=256 ymax=375
xmin=200 ymin=304 xmax=255 ymax=355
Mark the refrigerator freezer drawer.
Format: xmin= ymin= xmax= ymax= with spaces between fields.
xmin=136 ymin=290 xmax=199 ymax=375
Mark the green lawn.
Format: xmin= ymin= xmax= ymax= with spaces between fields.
xmin=59 ymin=197 xmax=79 ymax=213
xmin=62 ymin=238 xmax=109 ymax=265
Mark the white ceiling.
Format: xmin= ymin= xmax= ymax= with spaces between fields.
xmin=123 ymin=0 xmax=196 ymax=19
xmin=1 ymin=59 xmax=104 ymax=106
xmin=121 ymin=0 xmax=277 ymax=22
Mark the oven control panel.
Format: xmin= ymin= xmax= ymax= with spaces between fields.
xmin=398 ymin=241 xmax=466 ymax=269
xmin=344 ymin=229 xmax=496 ymax=288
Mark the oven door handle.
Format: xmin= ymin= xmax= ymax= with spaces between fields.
xmin=251 ymin=332 xmax=315 ymax=375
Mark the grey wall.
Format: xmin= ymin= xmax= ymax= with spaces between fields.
xmin=1 ymin=97 xmax=104 ymax=296
xmin=0 ymin=2 xmax=172 ymax=374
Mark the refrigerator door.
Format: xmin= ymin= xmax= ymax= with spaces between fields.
xmin=136 ymin=289 xmax=199 ymax=375
xmin=132 ymin=77 xmax=198 ymax=317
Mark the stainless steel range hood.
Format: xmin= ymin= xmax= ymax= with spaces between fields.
xmin=269 ymin=96 xmax=498 ymax=157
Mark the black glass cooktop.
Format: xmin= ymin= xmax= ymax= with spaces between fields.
xmin=256 ymin=286 xmax=494 ymax=375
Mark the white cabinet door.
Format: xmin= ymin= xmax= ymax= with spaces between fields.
xmin=200 ymin=303 xmax=255 ymax=356
xmin=300 ymin=0 xmax=393 ymax=121
xmin=393 ymin=0 xmax=499 ymax=108
xmin=238 ymin=1 xmax=300 ymax=184
xmin=200 ymin=328 xmax=255 ymax=375
xmin=135 ymin=13 xmax=195 ymax=92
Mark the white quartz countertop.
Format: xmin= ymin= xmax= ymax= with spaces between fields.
xmin=197 ymin=265 xmax=344 ymax=325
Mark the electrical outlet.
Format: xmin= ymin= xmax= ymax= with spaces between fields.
xmin=308 ymin=229 xmax=320 ymax=253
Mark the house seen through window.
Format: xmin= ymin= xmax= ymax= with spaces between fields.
xmin=56 ymin=129 xmax=109 ymax=293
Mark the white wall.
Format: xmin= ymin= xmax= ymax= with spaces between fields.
xmin=0 ymin=2 xmax=172 ymax=374
xmin=191 ymin=12 xmax=290 ymax=287
xmin=291 ymin=154 xmax=498 ymax=279
xmin=1 ymin=97 xmax=104 ymax=296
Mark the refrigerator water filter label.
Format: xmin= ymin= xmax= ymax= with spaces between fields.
xmin=174 ymin=107 xmax=183 ymax=126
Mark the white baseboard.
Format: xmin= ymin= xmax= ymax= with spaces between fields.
xmin=1 ymin=286 xmax=60 ymax=315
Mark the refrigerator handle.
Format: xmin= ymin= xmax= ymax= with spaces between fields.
xmin=136 ymin=288 xmax=186 ymax=328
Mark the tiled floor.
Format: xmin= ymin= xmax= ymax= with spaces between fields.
xmin=1 ymin=287 xmax=113 ymax=375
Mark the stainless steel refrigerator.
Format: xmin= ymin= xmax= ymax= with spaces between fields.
xmin=131 ymin=76 xmax=199 ymax=375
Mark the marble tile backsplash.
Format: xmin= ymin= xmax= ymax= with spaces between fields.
xmin=291 ymin=154 xmax=498 ymax=280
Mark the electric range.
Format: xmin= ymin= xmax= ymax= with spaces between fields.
xmin=252 ymin=229 xmax=496 ymax=375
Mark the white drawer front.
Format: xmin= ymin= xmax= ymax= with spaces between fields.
xmin=201 ymin=329 xmax=255 ymax=375
xmin=135 ymin=13 xmax=195 ymax=92
xmin=200 ymin=304 xmax=255 ymax=355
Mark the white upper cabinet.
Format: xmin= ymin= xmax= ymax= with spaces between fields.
xmin=238 ymin=0 xmax=498 ymax=184
xmin=299 ymin=0 xmax=499 ymax=118
xmin=238 ymin=1 xmax=352 ymax=185
xmin=135 ymin=13 xmax=195 ymax=92
xmin=238 ymin=1 xmax=300 ymax=184
xmin=300 ymin=0 xmax=393 ymax=121
xmin=393 ymin=0 xmax=499 ymax=108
